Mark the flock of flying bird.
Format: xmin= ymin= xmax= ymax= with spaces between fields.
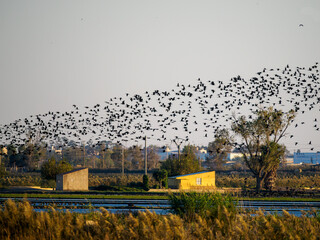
xmin=0 ymin=63 xmax=319 ymax=151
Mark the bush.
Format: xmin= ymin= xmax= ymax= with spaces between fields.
xmin=0 ymin=164 xmax=6 ymax=178
xmin=169 ymin=191 xmax=237 ymax=221
xmin=153 ymin=169 xmax=168 ymax=189
xmin=89 ymin=173 xmax=157 ymax=189
xmin=143 ymin=174 xmax=149 ymax=191
xmin=40 ymin=179 xmax=56 ymax=189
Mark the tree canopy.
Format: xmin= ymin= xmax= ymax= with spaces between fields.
xmin=231 ymin=107 xmax=295 ymax=192
xmin=41 ymin=156 xmax=73 ymax=181
xmin=160 ymin=144 xmax=201 ymax=176
xmin=206 ymin=129 xmax=232 ymax=170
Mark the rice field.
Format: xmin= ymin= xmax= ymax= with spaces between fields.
xmin=1 ymin=172 xmax=320 ymax=190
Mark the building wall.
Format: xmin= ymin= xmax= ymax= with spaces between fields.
xmin=56 ymin=168 xmax=88 ymax=191
xmin=168 ymin=178 xmax=181 ymax=189
xmin=168 ymin=171 xmax=215 ymax=190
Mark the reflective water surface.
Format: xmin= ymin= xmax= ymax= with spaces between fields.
xmin=1 ymin=198 xmax=319 ymax=216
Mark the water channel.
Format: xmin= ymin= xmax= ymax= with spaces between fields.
xmin=1 ymin=198 xmax=319 ymax=216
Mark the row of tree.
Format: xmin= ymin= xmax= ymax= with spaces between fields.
xmin=0 ymin=143 xmax=161 ymax=171
xmin=1 ymin=107 xmax=295 ymax=192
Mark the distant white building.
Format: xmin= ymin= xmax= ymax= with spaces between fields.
xmin=293 ymin=152 xmax=320 ymax=164
xmin=228 ymin=151 xmax=294 ymax=165
xmin=157 ymin=148 xmax=208 ymax=161
xmin=227 ymin=152 xmax=244 ymax=161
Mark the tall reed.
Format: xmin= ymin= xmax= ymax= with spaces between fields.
xmin=168 ymin=191 xmax=237 ymax=222
xmin=1 ymin=199 xmax=320 ymax=239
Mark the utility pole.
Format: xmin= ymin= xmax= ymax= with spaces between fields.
xmin=144 ymin=136 xmax=147 ymax=175
xmin=121 ymin=146 xmax=124 ymax=177
xmin=83 ymin=142 xmax=86 ymax=167
xmin=102 ymin=147 xmax=105 ymax=169
xmin=172 ymin=138 xmax=185 ymax=163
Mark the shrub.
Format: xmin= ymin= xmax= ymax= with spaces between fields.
xmin=89 ymin=173 xmax=157 ymax=189
xmin=153 ymin=169 xmax=168 ymax=189
xmin=143 ymin=174 xmax=149 ymax=191
xmin=169 ymin=191 xmax=237 ymax=221
xmin=0 ymin=164 xmax=6 ymax=178
xmin=40 ymin=179 xmax=56 ymax=189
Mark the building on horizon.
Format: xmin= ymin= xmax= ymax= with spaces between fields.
xmin=157 ymin=149 xmax=208 ymax=162
xmin=293 ymin=152 xmax=320 ymax=164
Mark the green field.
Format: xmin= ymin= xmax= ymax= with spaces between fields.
xmin=0 ymin=193 xmax=168 ymax=200
xmin=1 ymin=193 xmax=320 ymax=202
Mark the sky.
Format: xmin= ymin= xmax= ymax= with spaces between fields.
xmin=0 ymin=0 xmax=320 ymax=151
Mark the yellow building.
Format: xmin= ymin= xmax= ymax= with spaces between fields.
xmin=168 ymin=171 xmax=215 ymax=190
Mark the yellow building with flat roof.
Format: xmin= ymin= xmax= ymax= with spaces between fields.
xmin=168 ymin=171 xmax=215 ymax=190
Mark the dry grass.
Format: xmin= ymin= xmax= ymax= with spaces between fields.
xmin=89 ymin=173 xmax=157 ymax=188
xmin=0 ymin=175 xmax=42 ymax=186
xmin=0 ymin=173 xmax=157 ymax=189
xmin=1 ymin=199 xmax=320 ymax=239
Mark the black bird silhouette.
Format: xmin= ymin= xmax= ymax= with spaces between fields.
xmin=0 ymin=63 xmax=319 ymax=154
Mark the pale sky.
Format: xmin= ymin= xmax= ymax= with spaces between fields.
xmin=1 ymin=1 xmax=320 ymax=151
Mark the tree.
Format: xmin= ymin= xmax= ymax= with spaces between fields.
xmin=161 ymin=144 xmax=201 ymax=176
xmin=147 ymin=145 xmax=160 ymax=169
xmin=14 ymin=142 xmax=46 ymax=170
xmin=126 ymin=145 xmax=143 ymax=170
xmin=103 ymin=148 xmax=114 ymax=168
xmin=57 ymin=159 xmax=73 ymax=175
xmin=0 ymin=165 xmax=6 ymax=178
xmin=63 ymin=146 xmax=85 ymax=167
xmin=153 ymin=169 xmax=168 ymax=188
xmin=7 ymin=144 xmax=19 ymax=169
xmin=142 ymin=174 xmax=149 ymax=191
xmin=41 ymin=156 xmax=58 ymax=180
xmin=231 ymin=107 xmax=295 ymax=192
xmin=41 ymin=156 xmax=73 ymax=186
xmin=262 ymin=142 xmax=286 ymax=190
xmin=206 ymin=129 xmax=232 ymax=170
xmin=111 ymin=144 xmax=126 ymax=169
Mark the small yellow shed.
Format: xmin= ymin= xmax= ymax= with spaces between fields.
xmin=168 ymin=171 xmax=215 ymax=190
